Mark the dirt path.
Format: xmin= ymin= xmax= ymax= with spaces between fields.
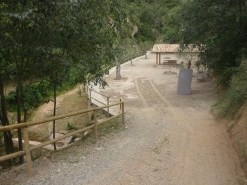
xmin=97 ymin=54 xmax=245 ymax=184
xmin=0 ymin=53 xmax=246 ymax=185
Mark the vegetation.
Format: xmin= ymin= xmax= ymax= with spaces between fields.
xmin=0 ymin=0 xmax=128 ymax=164
xmin=178 ymin=0 xmax=247 ymax=118
xmin=180 ymin=0 xmax=247 ymax=85
xmin=212 ymin=62 xmax=247 ymax=119
xmin=1 ymin=0 xmax=246 ymax=167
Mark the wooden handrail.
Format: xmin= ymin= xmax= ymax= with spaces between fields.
xmin=0 ymin=102 xmax=120 ymax=132
xmin=0 ymin=100 xmax=124 ymax=177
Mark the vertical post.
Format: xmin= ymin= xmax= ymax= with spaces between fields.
xmin=156 ymin=53 xmax=158 ymax=65
xmin=86 ymin=79 xmax=88 ymax=94
xmin=159 ymin=53 xmax=161 ymax=65
xmin=121 ymin=100 xmax=125 ymax=126
xmin=94 ymin=110 xmax=98 ymax=142
xmin=107 ymin=97 xmax=109 ymax=117
xmin=23 ymin=127 xmax=33 ymax=177
xmin=89 ymin=88 xmax=92 ymax=105
xmin=119 ymin=99 xmax=122 ymax=113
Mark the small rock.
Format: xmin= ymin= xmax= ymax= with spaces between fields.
xmin=59 ymin=130 xmax=68 ymax=135
xmin=64 ymin=136 xmax=73 ymax=144
xmin=84 ymin=129 xmax=92 ymax=136
xmin=74 ymin=138 xmax=81 ymax=142
xmin=95 ymin=147 xmax=104 ymax=151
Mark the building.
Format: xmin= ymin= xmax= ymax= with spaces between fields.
xmin=151 ymin=44 xmax=199 ymax=67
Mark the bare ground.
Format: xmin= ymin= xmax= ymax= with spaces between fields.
xmin=0 ymin=53 xmax=246 ymax=185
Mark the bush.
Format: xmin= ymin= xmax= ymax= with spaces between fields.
xmin=5 ymin=91 xmax=17 ymax=111
xmin=212 ymin=65 xmax=247 ymax=119
xmin=23 ymin=85 xmax=43 ymax=110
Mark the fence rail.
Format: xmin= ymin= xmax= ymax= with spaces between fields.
xmin=0 ymin=100 xmax=124 ymax=177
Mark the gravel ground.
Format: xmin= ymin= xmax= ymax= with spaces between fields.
xmin=0 ymin=53 xmax=246 ymax=185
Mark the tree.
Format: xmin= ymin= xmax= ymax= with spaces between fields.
xmin=179 ymin=0 xmax=247 ymax=87
xmin=0 ymin=0 xmax=129 ymax=162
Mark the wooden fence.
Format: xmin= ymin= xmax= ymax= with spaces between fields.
xmin=0 ymin=100 xmax=124 ymax=177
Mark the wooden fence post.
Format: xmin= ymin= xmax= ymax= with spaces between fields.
xmin=94 ymin=110 xmax=98 ymax=141
xmin=120 ymin=99 xmax=122 ymax=113
xmin=107 ymin=97 xmax=109 ymax=117
xmin=23 ymin=127 xmax=33 ymax=177
xmin=89 ymin=88 xmax=92 ymax=105
xmin=121 ymin=101 xmax=125 ymax=126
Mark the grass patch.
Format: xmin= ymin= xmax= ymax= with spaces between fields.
xmin=67 ymin=122 xmax=78 ymax=130
xmin=98 ymin=116 xmax=124 ymax=136
xmin=27 ymin=85 xmax=90 ymax=141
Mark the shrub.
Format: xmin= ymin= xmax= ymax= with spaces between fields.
xmin=5 ymin=91 xmax=17 ymax=111
xmin=212 ymin=64 xmax=247 ymax=119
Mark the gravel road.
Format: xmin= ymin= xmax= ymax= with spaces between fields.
xmin=0 ymin=53 xmax=246 ymax=185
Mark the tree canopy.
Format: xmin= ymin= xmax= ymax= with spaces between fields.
xmin=179 ymin=0 xmax=247 ymax=86
xmin=0 ymin=0 xmax=128 ymax=163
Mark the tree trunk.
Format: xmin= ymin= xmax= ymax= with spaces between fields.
xmin=0 ymin=72 xmax=15 ymax=166
xmin=116 ymin=59 xmax=121 ymax=80
xmin=16 ymin=84 xmax=24 ymax=164
xmin=52 ymin=75 xmax=57 ymax=151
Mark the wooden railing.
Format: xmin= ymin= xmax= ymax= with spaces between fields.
xmin=0 ymin=100 xmax=124 ymax=177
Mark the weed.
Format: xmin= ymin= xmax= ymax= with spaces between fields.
xmin=153 ymin=167 xmax=159 ymax=172
xmin=77 ymin=87 xmax=82 ymax=96
xmin=67 ymin=122 xmax=78 ymax=130
xmin=163 ymin=136 xmax=169 ymax=143
xmin=153 ymin=146 xmax=161 ymax=154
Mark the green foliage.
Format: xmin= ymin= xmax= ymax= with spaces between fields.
xmin=67 ymin=122 xmax=78 ymax=131
xmin=23 ymin=84 xmax=42 ymax=111
xmin=5 ymin=91 xmax=17 ymax=111
xmin=124 ymin=0 xmax=182 ymax=44
xmin=180 ymin=0 xmax=247 ymax=87
xmin=212 ymin=64 xmax=247 ymax=119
